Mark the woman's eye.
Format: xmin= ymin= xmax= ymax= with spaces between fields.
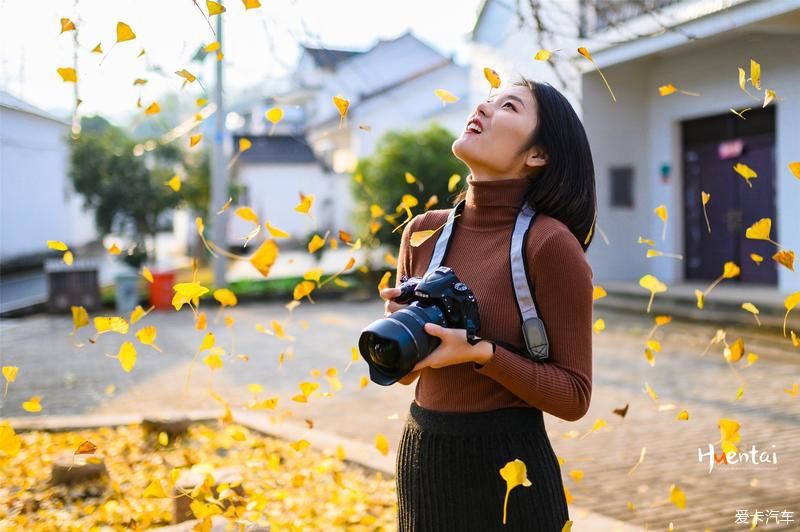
xmin=503 ymin=102 xmax=516 ymax=110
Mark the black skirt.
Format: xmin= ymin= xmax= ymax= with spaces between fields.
xmin=396 ymin=400 xmax=570 ymax=532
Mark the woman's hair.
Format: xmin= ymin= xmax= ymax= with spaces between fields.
xmin=453 ymin=77 xmax=597 ymax=252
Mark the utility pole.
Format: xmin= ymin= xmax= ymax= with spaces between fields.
xmin=210 ymin=6 xmax=228 ymax=288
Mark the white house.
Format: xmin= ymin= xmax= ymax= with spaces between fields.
xmin=577 ymin=0 xmax=800 ymax=293
xmin=300 ymin=32 xmax=471 ymax=171
xmin=0 ymin=90 xmax=97 ymax=265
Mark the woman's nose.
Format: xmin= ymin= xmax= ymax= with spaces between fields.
xmin=475 ymin=100 xmax=490 ymax=118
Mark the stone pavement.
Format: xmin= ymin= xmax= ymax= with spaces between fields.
xmin=1 ymin=300 xmax=798 ymax=530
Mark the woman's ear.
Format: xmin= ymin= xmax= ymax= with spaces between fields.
xmin=525 ymin=148 xmax=548 ymax=169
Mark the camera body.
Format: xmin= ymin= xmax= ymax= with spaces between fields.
xmin=358 ymin=266 xmax=481 ymax=385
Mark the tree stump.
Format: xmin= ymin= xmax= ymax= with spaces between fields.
xmin=142 ymin=415 xmax=192 ymax=439
xmin=50 ymin=452 xmax=108 ymax=486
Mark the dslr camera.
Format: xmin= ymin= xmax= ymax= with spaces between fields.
xmin=358 ymin=266 xmax=481 ymax=385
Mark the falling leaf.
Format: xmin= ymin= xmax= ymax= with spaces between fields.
xmin=773 ymin=250 xmax=794 ymax=271
xmin=290 ymin=439 xmax=310 ymax=452
xmin=750 ymin=59 xmax=761 ymax=90
xmin=135 ymin=326 xmax=162 ymax=352
xmin=71 ymin=306 xmax=89 ymax=335
xmin=719 ymin=418 xmax=741 ymax=454
xmin=783 ymin=291 xmax=800 ymax=337
xmin=745 ymin=218 xmax=771 ymax=240
xmin=199 ymin=332 xmax=215 ymax=351
xmin=658 ymin=84 xmax=700 ymax=97
xmin=448 ymin=174 xmax=461 ymax=192
xmin=741 ymin=303 xmax=761 ymax=326
xmin=654 ymin=205 xmax=668 ymax=240
xmin=701 ymin=192 xmax=711 ymax=232
xmin=116 ymin=21 xmax=136 ymax=42
xmin=733 ymin=163 xmax=757 ymax=188
xmin=116 ymin=342 xmax=137 ymax=372
xmin=75 ymin=441 xmax=97 ymax=455
xmin=724 ymin=337 xmax=745 ymax=363
xmin=499 ymin=459 xmax=532 ymax=525
xmin=57 ymin=67 xmax=77 ymax=83
xmin=248 ymin=239 xmax=279 ymax=277
xmin=22 ymin=396 xmax=42 ymax=413
xmin=2 ymin=366 xmax=18 ymax=399
xmin=203 ymin=352 xmax=223 ymax=370
xmin=639 ymin=274 xmax=667 ymax=313
xmin=242 ymin=0 xmax=262 ymax=9
xmin=578 ymin=47 xmax=616 ymax=102
xmin=60 ymin=17 xmax=76 ymax=33
xmin=294 ymin=193 xmax=314 ymax=214
xmin=483 ymin=67 xmax=501 ymax=89
xmin=236 ymin=206 xmax=259 ymax=224
xmin=91 ymin=42 xmax=102 ymax=54
xmin=763 ymin=89 xmax=776 ymax=107
xmin=238 ymin=138 xmax=252 ymax=153
xmin=144 ymin=102 xmax=160 ymax=115
xmin=789 ymin=162 xmax=800 ymax=179
xmin=207 ymin=1 xmax=226 ymax=15
xmin=434 ymin=88 xmax=458 ymax=104
xmin=172 ymin=282 xmax=208 ymax=311
xmin=166 ymin=175 xmax=181 ymax=192
xmin=371 ymin=433 xmax=390 ymax=457
xmin=333 ymin=95 xmax=349 ymax=128
xmin=308 ymin=234 xmax=326 ymax=254
xmin=730 ymin=107 xmax=751 ymax=120
xmin=592 ymin=286 xmax=607 ymax=300
xmin=293 ymin=281 xmax=315 ymax=302
xmin=613 ymin=403 xmax=629 ymax=418
xmin=676 ymin=410 xmax=689 ymax=420
xmin=94 ymin=316 xmax=129 ymax=335
xmin=593 ymin=319 xmax=605 ymax=333
xmin=534 ymin=49 xmax=552 ymax=61
xmin=669 ymin=484 xmax=686 ymax=510
xmin=189 ymin=134 xmax=203 ymax=147
xmin=784 ymin=384 xmax=799 ymax=397
xmin=214 ymin=288 xmax=237 ymax=307
xmin=644 ymin=382 xmax=659 ymax=402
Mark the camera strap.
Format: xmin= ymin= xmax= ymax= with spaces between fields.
xmin=423 ymin=198 xmax=550 ymax=361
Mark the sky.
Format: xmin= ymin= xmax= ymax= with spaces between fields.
xmin=0 ymin=0 xmax=484 ymax=123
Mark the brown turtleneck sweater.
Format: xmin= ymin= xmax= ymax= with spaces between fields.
xmin=394 ymin=175 xmax=593 ymax=421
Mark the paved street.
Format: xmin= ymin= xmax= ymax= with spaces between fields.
xmin=1 ymin=300 xmax=798 ymax=530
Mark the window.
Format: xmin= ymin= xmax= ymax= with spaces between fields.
xmin=610 ymin=166 xmax=634 ymax=208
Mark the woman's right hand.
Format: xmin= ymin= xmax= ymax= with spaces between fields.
xmin=380 ymin=287 xmax=409 ymax=317
xmin=379 ymin=287 xmax=419 ymax=385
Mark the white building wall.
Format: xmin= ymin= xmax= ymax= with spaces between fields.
xmin=227 ymin=163 xmax=352 ymax=245
xmin=584 ymin=32 xmax=800 ymax=291
xmin=0 ymin=108 xmax=97 ymax=261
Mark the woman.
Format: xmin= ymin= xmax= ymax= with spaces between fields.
xmin=380 ymin=78 xmax=596 ymax=531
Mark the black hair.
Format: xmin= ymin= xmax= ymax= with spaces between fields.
xmin=454 ymin=78 xmax=597 ymax=251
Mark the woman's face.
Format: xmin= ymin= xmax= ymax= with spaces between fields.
xmin=452 ymin=85 xmax=547 ymax=179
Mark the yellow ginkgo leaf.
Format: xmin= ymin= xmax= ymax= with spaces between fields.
xmin=751 ymin=253 xmax=763 ymax=265
xmin=142 ymin=267 xmax=154 ymax=283
xmin=773 ymin=250 xmax=795 ymax=272
xmin=658 ymin=84 xmax=677 ymax=96
xmin=116 ymin=22 xmax=136 ymax=42
xmin=410 ymin=230 xmax=436 ymax=247
xmin=235 ymin=206 xmax=259 ymax=224
xmin=377 ymin=271 xmax=392 ymax=293
xmin=448 ymin=173 xmax=461 ymax=192
xmin=434 ymin=88 xmax=458 ymax=104
xmin=265 ymin=107 xmax=283 ymax=124
xmin=293 ymin=280 xmax=315 ymax=302
xmin=143 ymin=479 xmax=167 ymax=498
xmin=199 ymin=332 xmax=215 ymax=352
xmin=483 ymin=67 xmax=501 ymax=89
xmin=129 ymin=305 xmax=147 ymax=325
xmin=189 ymin=134 xmax=202 ymax=147
xmin=722 ymin=261 xmax=740 ymax=279
xmin=47 ymin=240 xmax=68 ymax=251
xmin=593 ymin=318 xmax=605 ymax=333
xmin=116 ymin=342 xmax=137 ymax=372
xmin=60 ymin=17 xmax=76 ymax=33
xmin=203 ymin=353 xmax=223 ymax=370
xmin=701 ymin=191 xmax=711 ymax=232
xmin=499 ymin=459 xmax=532 ymax=525
xmin=333 ymin=95 xmax=349 ymax=128
xmin=639 ymin=274 xmax=667 ymax=313
xmin=22 ymin=396 xmax=42 ymax=413
xmin=534 ymin=49 xmax=552 ymax=61
xmin=669 ymin=484 xmax=686 ymax=510
xmin=745 ymin=218 xmax=771 ymax=240
xmin=294 ymin=193 xmax=314 ymax=214
xmin=592 ymin=286 xmax=607 ymax=300
xmin=308 ymin=234 xmax=326 ymax=254
xmin=214 ymin=288 xmax=238 ymax=307
xmin=763 ymin=88 xmax=776 ymax=107
xmin=375 ymin=433 xmax=390 ymax=456
xmin=750 ymin=59 xmax=761 ymax=90
xmin=783 ymin=291 xmax=800 ymax=337
xmin=741 ymin=302 xmax=761 ymax=326
xmin=578 ymin=47 xmax=616 ymax=102
xmin=91 ymin=42 xmax=102 ymax=54
xmin=654 ymin=204 xmax=668 ymax=240
xmin=789 ymin=162 xmax=800 ymax=179
xmin=676 ymin=410 xmax=689 ymax=420
xmin=242 ymin=0 xmax=261 ymax=9
xmin=733 ymin=163 xmax=757 ymax=188
xmin=144 ymin=102 xmax=160 ymax=115
xmin=239 ymin=138 xmax=252 ymax=152
xmin=57 ymin=67 xmax=77 ymax=83
xmin=724 ymin=337 xmax=744 ymax=363
xmin=2 ymin=366 xmax=19 ymax=399
xmin=290 ymin=439 xmax=310 ymax=452
xmin=135 ymin=326 xmax=162 ymax=352
xmin=166 ymin=175 xmax=181 ymax=192
xmin=207 ymin=1 xmax=226 ymax=15
xmin=719 ymin=418 xmax=740 ymax=453
xmin=94 ymin=316 xmax=129 ymax=335
xmin=71 ymin=305 xmax=89 ymax=334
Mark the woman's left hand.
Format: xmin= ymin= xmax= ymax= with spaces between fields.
xmin=411 ymin=323 xmax=491 ymax=372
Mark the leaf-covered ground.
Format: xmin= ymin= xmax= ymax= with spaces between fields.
xmin=0 ymin=421 xmax=396 ymax=531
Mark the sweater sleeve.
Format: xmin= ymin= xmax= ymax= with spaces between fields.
xmin=472 ymin=230 xmax=593 ymax=422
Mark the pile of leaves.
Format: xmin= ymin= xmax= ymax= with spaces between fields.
xmin=0 ymin=421 xmax=396 ymax=530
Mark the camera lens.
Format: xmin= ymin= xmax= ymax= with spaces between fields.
xmin=358 ymin=304 xmax=446 ymax=385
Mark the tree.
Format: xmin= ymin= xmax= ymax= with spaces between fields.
xmin=351 ymin=123 xmax=467 ymax=254
xmin=68 ymin=115 xmax=207 ymax=268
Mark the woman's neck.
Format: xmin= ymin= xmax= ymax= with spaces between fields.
xmin=457 ymin=174 xmax=532 ymax=232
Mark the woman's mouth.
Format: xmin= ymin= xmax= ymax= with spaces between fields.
xmin=465 ymin=118 xmax=483 ymax=135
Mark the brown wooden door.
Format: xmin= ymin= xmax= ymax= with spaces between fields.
xmin=682 ymin=108 xmax=777 ymax=285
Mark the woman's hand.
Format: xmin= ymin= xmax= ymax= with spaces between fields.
xmin=411 ymin=323 xmax=493 ymax=372
xmin=380 ymin=287 xmax=408 ymax=317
